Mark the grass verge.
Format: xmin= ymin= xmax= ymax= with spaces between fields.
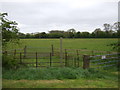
xmin=2 ymin=78 xmax=118 ymax=88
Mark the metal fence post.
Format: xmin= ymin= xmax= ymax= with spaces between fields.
xmin=83 ymin=55 xmax=90 ymax=69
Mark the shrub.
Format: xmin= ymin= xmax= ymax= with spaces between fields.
xmin=2 ymin=54 xmax=19 ymax=69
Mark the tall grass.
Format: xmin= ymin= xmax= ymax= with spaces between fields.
xmin=2 ymin=67 xmax=118 ymax=80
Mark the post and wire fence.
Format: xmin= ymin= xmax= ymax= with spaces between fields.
xmin=89 ymin=53 xmax=120 ymax=69
xmin=2 ymin=45 xmax=119 ymax=69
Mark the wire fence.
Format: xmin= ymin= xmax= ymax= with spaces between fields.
xmin=90 ymin=53 xmax=120 ymax=69
xmin=2 ymin=45 xmax=118 ymax=69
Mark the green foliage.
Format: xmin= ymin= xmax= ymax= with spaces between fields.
xmin=108 ymin=42 xmax=120 ymax=51
xmin=0 ymin=13 xmax=19 ymax=46
xmin=49 ymin=33 xmax=64 ymax=38
xmin=2 ymin=54 xmax=19 ymax=69
xmin=19 ymin=29 xmax=119 ymax=38
xmin=2 ymin=67 xmax=118 ymax=80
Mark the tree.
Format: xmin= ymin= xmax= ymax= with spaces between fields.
xmin=108 ymin=22 xmax=120 ymax=51
xmin=25 ymin=33 xmax=33 ymax=38
xmin=0 ymin=13 xmax=19 ymax=46
xmin=49 ymin=30 xmax=64 ymax=34
xmin=39 ymin=32 xmax=48 ymax=38
xmin=1 ymin=13 xmax=21 ymax=69
xmin=67 ymin=28 xmax=76 ymax=38
xmin=67 ymin=28 xmax=76 ymax=33
xmin=81 ymin=32 xmax=90 ymax=38
xmin=74 ymin=31 xmax=81 ymax=38
xmin=18 ymin=32 xmax=26 ymax=39
xmin=48 ymin=33 xmax=64 ymax=38
xmin=93 ymin=28 xmax=106 ymax=38
xmin=112 ymin=22 xmax=120 ymax=31
xmin=103 ymin=23 xmax=111 ymax=31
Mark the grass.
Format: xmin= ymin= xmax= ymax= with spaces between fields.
xmin=2 ymin=67 xmax=119 ymax=88
xmin=2 ymin=78 xmax=118 ymax=88
xmin=2 ymin=67 xmax=118 ymax=80
xmin=5 ymin=38 xmax=118 ymax=52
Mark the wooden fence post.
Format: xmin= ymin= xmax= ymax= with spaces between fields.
xmin=83 ymin=55 xmax=90 ymax=69
xmin=117 ymin=53 xmax=120 ymax=69
xmin=76 ymin=50 xmax=79 ymax=67
xmin=24 ymin=46 xmax=27 ymax=58
xmin=51 ymin=44 xmax=54 ymax=56
xmin=4 ymin=51 xmax=7 ymax=55
xmin=92 ymin=50 xmax=94 ymax=56
xmin=20 ymin=52 xmax=22 ymax=64
xmin=60 ymin=37 xmax=63 ymax=67
xmin=50 ymin=52 xmax=52 ymax=67
xmin=36 ymin=52 xmax=38 ymax=68
xmin=65 ymin=49 xmax=67 ymax=67
xmin=14 ymin=49 xmax=16 ymax=59
xmin=77 ymin=58 xmax=80 ymax=67
xmin=76 ymin=50 xmax=79 ymax=56
xmin=74 ymin=57 xmax=76 ymax=67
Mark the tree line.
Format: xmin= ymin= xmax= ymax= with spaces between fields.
xmin=19 ymin=23 xmax=119 ymax=39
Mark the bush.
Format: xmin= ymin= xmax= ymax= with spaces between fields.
xmin=2 ymin=54 xmax=19 ymax=69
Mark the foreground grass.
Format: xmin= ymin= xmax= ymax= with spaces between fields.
xmin=2 ymin=67 xmax=119 ymax=88
xmin=3 ymin=78 xmax=118 ymax=88
xmin=3 ymin=67 xmax=118 ymax=80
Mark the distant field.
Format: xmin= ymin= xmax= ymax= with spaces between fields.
xmin=6 ymin=38 xmax=118 ymax=52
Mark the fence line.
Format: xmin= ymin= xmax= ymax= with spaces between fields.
xmin=2 ymin=45 xmax=119 ymax=69
xmin=94 ymin=64 xmax=116 ymax=69
xmin=90 ymin=53 xmax=120 ymax=69
xmin=91 ymin=60 xmax=120 ymax=66
xmin=90 ymin=53 xmax=119 ymax=58
xmin=90 ymin=57 xmax=120 ymax=62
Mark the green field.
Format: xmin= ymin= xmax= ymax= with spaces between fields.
xmin=6 ymin=38 xmax=117 ymax=51
xmin=5 ymin=38 xmax=118 ymax=67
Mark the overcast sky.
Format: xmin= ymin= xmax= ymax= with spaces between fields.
xmin=0 ymin=0 xmax=119 ymax=33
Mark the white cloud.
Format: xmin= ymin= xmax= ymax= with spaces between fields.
xmin=0 ymin=0 xmax=119 ymax=2
xmin=1 ymin=0 xmax=118 ymax=33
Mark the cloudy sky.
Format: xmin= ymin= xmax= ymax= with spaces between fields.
xmin=0 ymin=0 xmax=119 ymax=33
